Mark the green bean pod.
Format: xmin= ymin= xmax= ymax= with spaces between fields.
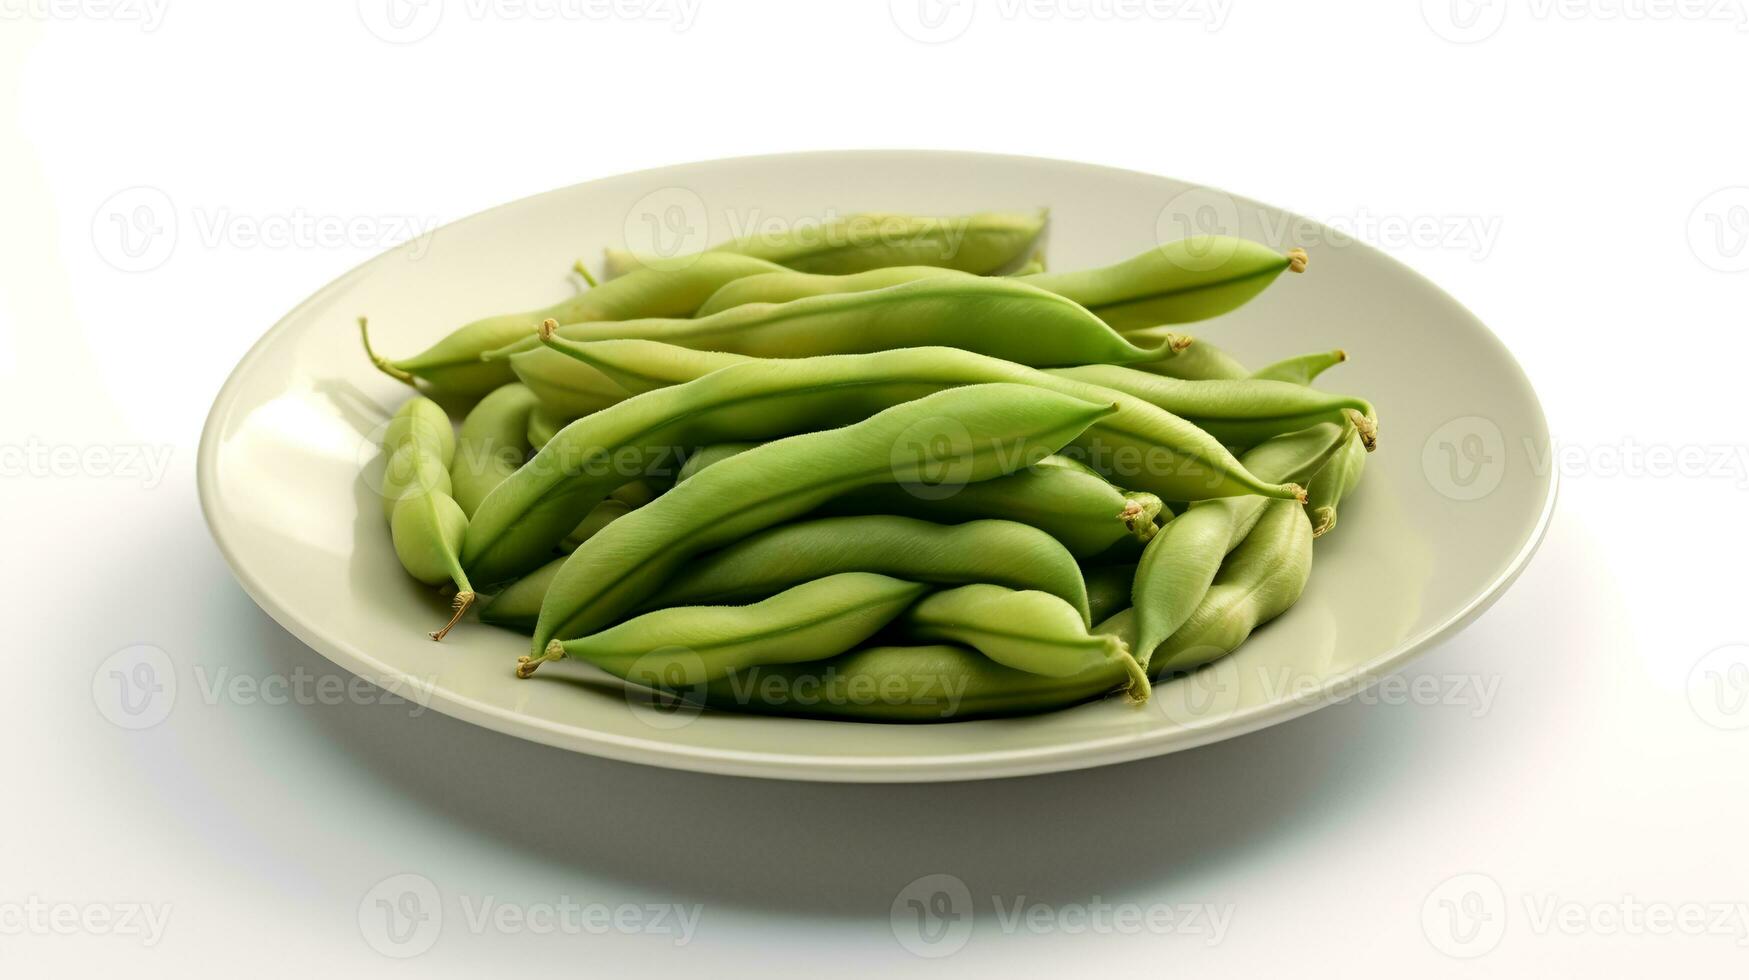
xmin=478 ymin=556 xmax=565 ymax=634
xmin=463 ymin=347 xmax=1299 ymax=588
xmin=1304 ymin=430 xmax=1369 ymax=537
xmin=1020 ymin=237 xmax=1307 ymax=330
xmin=520 ymin=383 xmax=1114 ymax=665
xmin=899 ymin=585 xmax=1149 ymax=701
xmin=532 ymin=573 xmax=930 ymax=684
xmin=377 ymin=395 xmax=474 ymax=638
xmin=526 ymin=405 xmax=565 ymax=450
xmin=358 ymin=253 xmax=784 ymax=398
xmin=1048 ymin=363 xmax=1379 ymax=451
xmin=603 ymin=208 xmax=1047 ymax=279
xmin=561 ymin=498 xmax=631 ymax=551
xmin=696 ymin=266 xmax=976 ymax=316
xmin=505 ymin=347 xmax=632 ymax=419
xmin=655 ymin=516 xmax=1092 ymax=623
xmin=1116 ymin=497 xmax=1315 ymax=675
xmin=1129 ymin=423 xmax=1350 ymax=663
xmin=818 ymin=454 xmax=1163 ymax=560
xmin=698 ymin=643 xmax=1135 ymax=722
xmin=450 ymin=383 xmax=539 ymax=517
xmin=541 ymin=339 xmax=753 ymax=396
xmin=382 ymin=395 xmax=455 ymax=464
xmin=1250 ymin=349 xmax=1347 ymax=386
xmin=1126 ymin=332 xmax=1250 ymax=381
xmin=380 ymin=444 xmax=453 ymax=520
xmin=544 ymin=276 xmax=1183 ymax=367
xmin=675 ymin=442 xmax=759 ymax=482
xmin=1083 ymin=563 xmax=1138 ymax=627
xmin=543 ymin=338 xmax=1300 ymax=501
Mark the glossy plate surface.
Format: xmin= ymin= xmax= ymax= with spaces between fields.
xmin=197 ymin=151 xmax=1555 ymax=782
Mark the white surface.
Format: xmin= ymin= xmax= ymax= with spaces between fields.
xmin=196 ymin=149 xmax=1554 ymax=781
xmin=3 ymin=4 xmax=1746 ymax=974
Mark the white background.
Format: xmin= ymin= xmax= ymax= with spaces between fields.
xmin=4 ymin=0 xmax=1748 ymax=974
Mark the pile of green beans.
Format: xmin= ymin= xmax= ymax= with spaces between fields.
xmin=357 ymin=207 xmax=1379 ymax=722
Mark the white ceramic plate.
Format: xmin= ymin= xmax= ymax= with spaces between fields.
xmin=197 ymin=151 xmax=1554 ymax=782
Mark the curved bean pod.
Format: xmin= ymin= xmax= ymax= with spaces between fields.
xmin=1083 ymin=563 xmax=1138 ymax=627
xmin=1250 ymin=348 xmax=1347 ymax=386
xmin=530 ymin=573 xmax=929 ymax=684
xmin=543 ymin=339 xmax=1301 ymax=503
xmin=698 ymin=643 xmax=1135 ymax=722
xmin=1127 ymin=332 xmax=1250 ymax=381
xmin=1048 ymin=363 xmax=1378 ymax=451
xmin=675 ymin=442 xmax=759 ymax=483
xmin=540 ymin=338 xmax=752 ymax=396
xmin=603 ymin=208 xmax=1047 ymax=279
xmin=656 ymin=516 xmax=1092 ymax=622
xmin=1129 ymin=423 xmax=1349 ymax=663
xmin=561 ymin=498 xmax=631 ymax=551
xmin=525 ymin=405 xmax=566 ymax=450
xmin=358 ymin=253 xmax=783 ymax=397
xmin=696 ymin=266 xmax=976 ymax=316
xmin=505 ymin=346 xmax=632 ymax=418
xmin=818 ymin=454 xmax=1163 ymax=560
xmin=477 ymin=556 xmax=564 ymax=634
xmin=377 ymin=395 xmax=473 ymax=638
xmin=521 ymin=383 xmax=1115 ymax=662
xmin=464 ymin=347 xmax=1297 ymax=588
xmin=900 ymin=585 xmax=1149 ymax=701
xmin=1131 ymin=497 xmax=1314 ymax=675
xmin=451 ymin=383 xmax=538 ymax=517
xmin=1305 ymin=430 xmax=1368 ymax=537
xmin=1019 ymin=237 xmax=1307 ymax=330
xmin=545 ymin=276 xmax=1183 ymax=367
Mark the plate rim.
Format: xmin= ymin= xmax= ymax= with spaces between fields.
xmin=197 ymin=149 xmax=1558 ymax=782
